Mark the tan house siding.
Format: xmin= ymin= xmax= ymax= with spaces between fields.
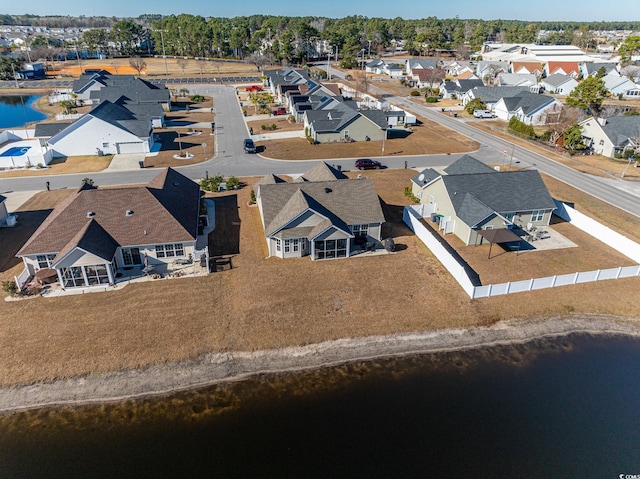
xmin=313 ymin=116 xmax=385 ymax=143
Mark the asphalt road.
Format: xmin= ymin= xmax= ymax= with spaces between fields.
xmin=1 ymin=81 xmax=639 ymax=219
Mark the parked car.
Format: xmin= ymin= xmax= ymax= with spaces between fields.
xmin=355 ymin=159 xmax=382 ymax=170
xmin=473 ymin=109 xmax=495 ymax=119
xmin=243 ymin=138 xmax=256 ymax=153
xmin=272 ymin=107 xmax=287 ymax=116
xmin=245 ymin=85 xmax=263 ymax=92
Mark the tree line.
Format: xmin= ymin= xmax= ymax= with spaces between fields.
xmin=1 ymin=14 xmax=640 ymax=71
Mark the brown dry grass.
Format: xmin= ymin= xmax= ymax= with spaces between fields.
xmin=470 ymin=121 xmax=640 ymax=181
xmin=0 ymin=170 xmax=639 ymax=386
xmin=259 ymin=115 xmax=479 ymax=160
xmin=0 ymin=156 xmax=112 ymax=177
xmin=45 ymin=57 xmax=261 ymax=78
xmin=247 ymin=117 xmax=303 ymax=133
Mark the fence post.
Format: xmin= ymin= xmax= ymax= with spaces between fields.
xmin=615 ymin=267 xmax=622 ymax=279
xmin=529 ymin=278 xmax=534 ymax=291
xmin=551 ymin=275 xmax=557 ymax=287
xmin=573 ymin=272 xmax=579 ymax=284
xmin=595 ymin=270 xmax=601 ymax=281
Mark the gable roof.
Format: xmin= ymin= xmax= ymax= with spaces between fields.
xmin=497 ymin=73 xmax=537 ymax=87
xmin=444 ymin=155 xmax=496 ymax=175
xmin=589 ymin=116 xmax=640 ymax=147
xmin=441 ymin=170 xmax=556 ymax=227
xmin=547 ymin=61 xmax=580 ymax=76
xmin=541 ymin=73 xmax=575 ymax=88
xmin=305 ymin=105 xmax=387 ymax=134
xmin=583 ymin=62 xmax=617 ymax=76
xmin=260 ymin=178 xmax=384 ymax=238
xmin=511 ymin=61 xmax=544 ymax=74
xmin=411 ymin=168 xmax=441 ymax=188
xmin=299 ymin=162 xmax=349 ymax=182
xmin=407 ymin=58 xmax=437 ymax=70
xmin=83 ymin=100 xmax=153 ymax=138
xmin=17 ymin=168 xmax=200 ymax=257
xmin=467 ymin=86 xmax=530 ymax=103
xmin=499 ymin=91 xmax=556 ymax=116
xmin=52 ymin=218 xmax=120 ymax=266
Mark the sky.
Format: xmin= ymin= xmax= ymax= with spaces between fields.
xmin=3 ymin=0 xmax=639 ymax=22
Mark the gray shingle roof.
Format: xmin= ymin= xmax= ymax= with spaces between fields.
xmin=411 ymin=168 xmax=441 ymax=188
xmin=444 ymin=155 xmax=496 ymax=175
xmin=442 ymin=170 xmax=556 ymax=227
xmin=542 ymin=73 xmax=573 ymax=88
xmin=301 ymin=162 xmax=348 ymax=182
xmin=87 ymin=100 xmax=152 ymax=138
xmin=259 ymin=178 xmax=385 ymax=239
xmin=504 ymin=91 xmax=555 ymax=115
xmin=468 ymin=86 xmax=530 ymax=103
xmin=598 ymin=116 xmax=640 ymax=147
xmin=18 ymin=168 xmax=200 ymax=257
xmin=34 ymin=122 xmax=73 ymax=138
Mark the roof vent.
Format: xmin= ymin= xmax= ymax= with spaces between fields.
xmin=125 ymin=210 xmax=134 ymax=216
xmin=324 ymin=187 xmax=332 ymax=193
xmin=87 ymin=211 xmax=95 ymax=218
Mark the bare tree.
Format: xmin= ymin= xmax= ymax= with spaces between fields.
xmin=176 ymin=59 xmax=188 ymax=75
xmin=353 ymin=70 xmax=371 ymax=100
xmin=129 ymin=56 xmax=147 ymax=75
xmin=542 ymin=104 xmax=586 ymax=146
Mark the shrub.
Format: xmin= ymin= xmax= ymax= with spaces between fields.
xmin=37 ymin=163 xmax=44 ymax=169
xmin=403 ymin=186 xmax=419 ymax=203
xmin=2 ymin=280 xmax=18 ymax=297
xmin=190 ymin=94 xmax=205 ymax=102
xmin=465 ymin=98 xmax=486 ymax=115
xmin=410 ymin=90 xmax=421 ymax=96
xmin=226 ymin=176 xmax=240 ymax=189
xmin=508 ymin=117 xmax=536 ymax=138
xmin=425 ymin=96 xmax=438 ymax=103
xmin=200 ymin=175 xmax=224 ymax=192
xmin=250 ymin=189 xmax=256 ymax=205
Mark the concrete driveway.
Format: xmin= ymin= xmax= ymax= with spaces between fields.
xmin=105 ymin=153 xmax=146 ymax=171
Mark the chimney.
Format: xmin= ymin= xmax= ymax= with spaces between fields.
xmin=597 ymin=117 xmax=607 ymax=126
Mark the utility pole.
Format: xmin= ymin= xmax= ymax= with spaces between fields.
xmin=155 ymin=30 xmax=169 ymax=76
xmin=327 ymin=50 xmax=332 ymax=80
xmin=10 ymin=63 xmax=19 ymax=88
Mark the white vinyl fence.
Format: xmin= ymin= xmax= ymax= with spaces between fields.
xmin=403 ymin=203 xmax=640 ymax=299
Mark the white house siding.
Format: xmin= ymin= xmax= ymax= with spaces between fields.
xmin=48 ymin=116 xmax=148 ymax=157
xmin=493 ymin=99 xmax=512 ymax=121
xmin=55 ymin=249 xmax=112 ymax=268
xmin=580 ymin=120 xmax=615 ymax=157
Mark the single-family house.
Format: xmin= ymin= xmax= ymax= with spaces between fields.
xmin=410 ymin=155 xmax=556 ymax=246
xmin=581 ymin=62 xmax=617 ymax=78
xmin=16 ymin=62 xmax=46 ymax=80
xmin=45 ymin=100 xmax=156 ymax=157
xmin=493 ymin=91 xmax=560 ymax=125
xmin=496 ymin=73 xmax=538 ymax=88
xmin=461 ymin=86 xmax=530 ymax=109
xmin=304 ymin=105 xmax=387 ymax=143
xmin=602 ymin=72 xmax=640 ymax=98
xmin=441 ymin=79 xmax=485 ymax=99
xmin=511 ymin=61 xmax=544 ymax=76
xmin=255 ymin=163 xmax=386 ymax=260
xmin=16 ymin=168 xmax=205 ymax=289
xmin=406 ymin=58 xmax=437 ymax=74
xmin=540 ymin=73 xmax=579 ymax=95
xmin=579 ymin=116 xmax=640 ymax=158
xmin=365 ymin=59 xmax=385 ymax=75
xmin=476 ymin=61 xmax=509 ymax=84
xmin=408 ymin=68 xmax=445 ymax=89
xmin=383 ymin=63 xmax=404 ymax=78
xmin=545 ymin=61 xmax=580 ymax=78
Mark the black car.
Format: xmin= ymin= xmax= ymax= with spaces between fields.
xmin=243 ymin=138 xmax=256 ymax=153
xmin=355 ymin=158 xmax=382 ymax=170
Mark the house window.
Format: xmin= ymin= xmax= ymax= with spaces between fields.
xmin=599 ymin=140 xmax=605 ymax=145
xmin=531 ymin=210 xmax=544 ymax=222
xmin=485 ymin=225 xmax=494 ymax=230
xmin=155 ymin=243 xmax=185 ymax=258
xmin=275 ymin=238 xmax=281 ymax=252
xmin=351 ymin=224 xmax=369 ymax=238
xmin=102 ymin=142 xmax=109 ymax=148
xmin=314 ymin=238 xmax=347 ymax=260
xmin=85 ymin=265 xmax=110 ymax=285
xmin=61 ymin=266 xmax=85 ymax=288
xmin=36 ymin=254 xmax=56 ymax=269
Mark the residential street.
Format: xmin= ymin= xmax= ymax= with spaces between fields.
xmin=1 ymin=82 xmax=640 ymax=219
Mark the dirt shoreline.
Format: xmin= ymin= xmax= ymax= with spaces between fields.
xmin=0 ymin=314 xmax=638 ymax=413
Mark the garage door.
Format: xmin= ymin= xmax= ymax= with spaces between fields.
xmin=116 ymin=142 xmax=145 ymax=154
